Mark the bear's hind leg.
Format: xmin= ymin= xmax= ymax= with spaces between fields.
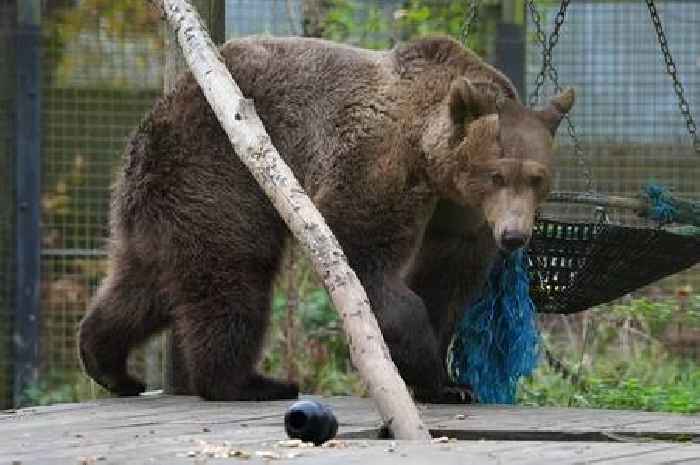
xmin=79 ymin=269 xmax=169 ymax=396
xmin=174 ymin=267 xmax=298 ymax=401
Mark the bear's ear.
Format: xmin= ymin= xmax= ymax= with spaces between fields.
xmin=448 ymin=78 xmax=500 ymax=127
xmin=536 ymin=87 xmax=576 ymax=135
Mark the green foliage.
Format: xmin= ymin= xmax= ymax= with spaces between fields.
xmin=261 ymin=266 xmax=366 ymax=397
xmin=520 ymin=356 xmax=700 ymax=414
xmin=397 ymin=0 xmax=495 ymax=53
xmin=320 ymin=0 xmax=394 ymax=49
xmin=520 ymin=296 xmax=700 ymax=414
xmin=320 ymin=0 xmax=496 ymax=53
xmin=585 ymin=376 xmax=699 ymax=413
xmin=608 ymin=298 xmax=684 ymax=332
xmin=594 ymin=297 xmax=700 ymax=346
xmin=43 ymin=0 xmax=162 ymax=88
xmin=20 ymin=369 xmax=110 ymax=407
xmin=47 ymin=0 xmax=161 ymax=45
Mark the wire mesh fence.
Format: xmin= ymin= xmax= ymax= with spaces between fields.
xmin=530 ymin=0 xmax=700 ymax=216
xmin=39 ymin=2 xmax=165 ymax=404
xmin=0 ymin=0 xmax=697 ymax=407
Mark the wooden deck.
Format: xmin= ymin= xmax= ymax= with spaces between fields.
xmin=1 ymin=394 xmax=698 ymax=464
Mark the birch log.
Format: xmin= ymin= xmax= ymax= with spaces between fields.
xmin=151 ymin=0 xmax=430 ymax=440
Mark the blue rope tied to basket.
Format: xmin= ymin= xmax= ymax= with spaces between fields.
xmin=645 ymin=183 xmax=678 ymax=225
xmin=449 ymin=249 xmax=539 ymax=404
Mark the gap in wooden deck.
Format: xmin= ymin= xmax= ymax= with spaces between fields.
xmin=338 ymin=428 xmax=699 ymax=443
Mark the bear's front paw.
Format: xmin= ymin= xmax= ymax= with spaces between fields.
xmin=267 ymin=381 xmax=300 ymax=401
xmin=109 ymin=375 xmax=146 ymax=397
xmin=231 ymin=377 xmax=300 ymax=401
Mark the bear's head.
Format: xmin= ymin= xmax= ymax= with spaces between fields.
xmin=422 ymin=78 xmax=575 ymax=252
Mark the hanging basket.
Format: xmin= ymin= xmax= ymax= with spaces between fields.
xmin=529 ymin=217 xmax=700 ymax=314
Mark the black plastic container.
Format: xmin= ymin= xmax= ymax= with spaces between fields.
xmin=284 ymin=400 xmax=338 ymax=446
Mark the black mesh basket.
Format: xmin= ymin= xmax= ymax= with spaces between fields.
xmin=528 ymin=218 xmax=700 ymax=313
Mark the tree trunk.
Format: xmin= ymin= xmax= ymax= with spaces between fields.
xmin=150 ymin=0 xmax=430 ymax=441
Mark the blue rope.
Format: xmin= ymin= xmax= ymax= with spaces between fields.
xmin=449 ymin=249 xmax=539 ymax=404
xmin=645 ymin=183 xmax=678 ymax=225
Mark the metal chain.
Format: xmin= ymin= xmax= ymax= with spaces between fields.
xmin=526 ymin=0 xmax=548 ymax=107
xmin=645 ymin=0 xmax=700 ymax=155
xmin=526 ymin=0 xmax=593 ymax=191
xmin=460 ymin=0 xmax=480 ymax=47
xmin=527 ymin=0 xmax=569 ymax=107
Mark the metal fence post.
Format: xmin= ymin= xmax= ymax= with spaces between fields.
xmin=13 ymin=0 xmax=41 ymax=406
xmin=495 ymin=0 xmax=526 ymax=100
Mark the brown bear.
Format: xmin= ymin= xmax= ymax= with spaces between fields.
xmin=78 ymin=35 xmax=574 ymax=402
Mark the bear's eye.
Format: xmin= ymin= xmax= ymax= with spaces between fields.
xmin=530 ymin=175 xmax=543 ymax=188
xmin=492 ymin=173 xmax=506 ymax=187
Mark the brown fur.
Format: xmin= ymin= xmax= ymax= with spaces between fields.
xmin=78 ymin=36 xmax=573 ymax=402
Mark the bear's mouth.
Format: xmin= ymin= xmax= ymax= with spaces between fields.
xmin=493 ymin=229 xmax=531 ymax=254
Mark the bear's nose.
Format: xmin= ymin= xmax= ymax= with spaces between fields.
xmin=501 ymin=230 xmax=528 ymax=251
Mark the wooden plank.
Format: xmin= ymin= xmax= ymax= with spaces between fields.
xmin=419 ymin=404 xmax=700 ymax=442
xmin=0 ymin=395 xmax=698 ymax=464
xmin=2 ymin=436 xmax=700 ymax=464
xmin=2 ymin=395 xmax=698 ymax=439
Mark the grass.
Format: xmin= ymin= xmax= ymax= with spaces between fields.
xmin=521 ymin=295 xmax=700 ymax=414
xmin=519 ymin=354 xmax=700 ymax=414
